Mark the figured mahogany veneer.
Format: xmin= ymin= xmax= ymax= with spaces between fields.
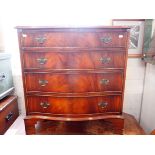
xmin=23 ymin=50 xmax=125 ymax=70
xmin=16 ymin=26 xmax=130 ymax=134
xmin=26 ymin=95 xmax=122 ymax=115
xmin=21 ymin=31 xmax=127 ymax=48
xmin=25 ymin=71 xmax=123 ymax=93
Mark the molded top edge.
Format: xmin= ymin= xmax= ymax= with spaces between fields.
xmin=15 ymin=26 xmax=130 ymax=29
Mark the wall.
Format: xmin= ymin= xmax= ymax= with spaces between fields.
xmin=140 ymin=20 xmax=155 ymax=134
xmin=0 ymin=20 xmax=5 ymax=52
xmin=140 ymin=64 xmax=155 ymax=133
xmin=124 ymin=58 xmax=145 ymax=121
xmin=0 ymin=1 xmax=146 ymax=121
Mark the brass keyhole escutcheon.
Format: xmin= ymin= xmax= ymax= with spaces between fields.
xmin=39 ymin=80 xmax=48 ymax=86
xmin=35 ymin=36 xmax=46 ymax=44
xmin=40 ymin=102 xmax=50 ymax=109
xmin=100 ymin=57 xmax=111 ymax=64
xmin=100 ymin=79 xmax=110 ymax=85
xmin=37 ymin=58 xmax=47 ymax=65
xmin=100 ymin=36 xmax=112 ymax=43
xmin=98 ymin=102 xmax=108 ymax=109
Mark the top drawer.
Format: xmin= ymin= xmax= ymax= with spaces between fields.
xmin=20 ymin=31 xmax=127 ymax=48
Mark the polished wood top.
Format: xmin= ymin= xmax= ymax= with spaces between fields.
xmin=0 ymin=96 xmax=17 ymax=112
xmin=15 ymin=26 xmax=130 ymax=30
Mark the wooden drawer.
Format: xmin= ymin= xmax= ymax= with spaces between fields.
xmin=25 ymin=71 xmax=123 ymax=93
xmin=0 ymin=96 xmax=19 ymax=134
xmin=23 ymin=51 xmax=125 ymax=69
xmin=26 ymin=95 xmax=122 ymax=115
xmin=21 ymin=31 xmax=127 ymax=48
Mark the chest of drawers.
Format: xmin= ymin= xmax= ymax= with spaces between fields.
xmin=16 ymin=26 xmax=130 ymax=134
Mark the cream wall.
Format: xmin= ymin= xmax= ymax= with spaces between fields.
xmin=140 ymin=20 xmax=155 ymax=134
xmin=140 ymin=64 xmax=155 ymax=133
xmin=124 ymin=59 xmax=145 ymax=121
xmin=0 ymin=1 xmax=146 ymax=122
xmin=0 ymin=21 xmax=5 ymax=52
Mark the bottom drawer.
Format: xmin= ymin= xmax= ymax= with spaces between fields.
xmin=26 ymin=95 xmax=122 ymax=115
xmin=0 ymin=96 xmax=19 ymax=134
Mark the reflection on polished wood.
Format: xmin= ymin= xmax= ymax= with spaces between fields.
xmin=150 ymin=129 xmax=155 ymax=135
xmin=24 ymin=113 xmax=145 ymax=135
xmin=128 ymin=54 xmax=142 ymax=58
xmin=17 ymin=27 xmax=130 ymax=135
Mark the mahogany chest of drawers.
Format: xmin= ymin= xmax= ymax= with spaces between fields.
xmin=16 ymin=26 xmax=130 ymax=134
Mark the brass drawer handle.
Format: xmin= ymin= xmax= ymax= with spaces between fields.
xmin=35 ymin=36 xmax=46 ymax=44
xmin=39 ymin=80 xmax=48 ymax=86
xmin=100 ymin=36 xmax=112 ymax=43
xmin=100 ymin=79 xmax=110 ymax=85
xmin=98 ymin=102 xmax=108 ymax=109
xmin=37 ymin=58 xmax=47 ymax=65
xmin=40 ymin=102 xmax=50 ymax=109
xmin=5 ymin=112 xmax=13 ymax=121
xmin=100 ymin=57 xmax=111 ymax=64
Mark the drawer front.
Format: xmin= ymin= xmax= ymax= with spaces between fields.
xmin=23 ymin=51 xmax=125 ymax=69
xmin=0 ymin=98 xmax=19 ymax=134
xmin=21 ymin=31 xmax=127 ymax=47
xmin=26 ymin=95 xmax=122 ymax=114
xmin=25 ymin=72 xmax=123 ymax=93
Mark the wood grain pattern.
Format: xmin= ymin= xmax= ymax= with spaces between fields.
xmin=150 ymin=129 xmax=155 ymax=135
xmin=26 ymin=95 xmax=122 ymax=115
xmin=24 ymin=114 xmax=124 ymax=135
xmin=20 ymin=31 xmax=127 ymax=48
xmin=23 ymin=113 xmax=145 ymax=135
xmin=128 ymin=54 xmax=142 ymax=58
xmin=0 ymin=96 xmax=19 ymax=134
xmin=23 ymin=51 xmax=125 ymax=69
xmin=16 ymin=26 xmax=130 ymax=29
xmin=25 ymin=71 xmax=123 ymax=93
xmin=4 ymin=114 xmax=145 ymax=135
xmin=16 ymin=26 xmax=130 ymax=134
